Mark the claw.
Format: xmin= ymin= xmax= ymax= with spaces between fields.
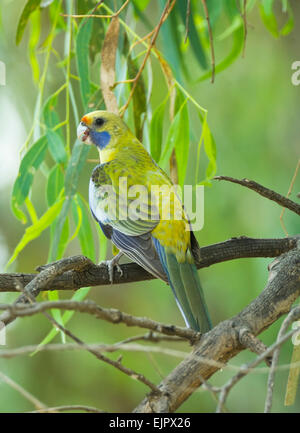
xmin=99 ymin=252 xmax=123 ymax=283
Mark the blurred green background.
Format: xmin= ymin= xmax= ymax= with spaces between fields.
xmin=0 ymin=0 xmax=299 ymax=413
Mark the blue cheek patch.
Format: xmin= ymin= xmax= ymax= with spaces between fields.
xmin=90 ymin=130 xmax=111 ymax=149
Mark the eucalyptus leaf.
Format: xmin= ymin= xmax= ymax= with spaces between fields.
xmin=159 ymin=100 xmax=188 ymax=174
xmin=7 ymin=198 xmax=64 ymax=267
xmin=46 ymin=164 xmax=64 ymax=206
xmin=16 ymin=0 xmax=42 ymax=45
xmin=46 ymin=129 xmax=68 ymax=164
xmin=76 ymin=16 xmax=93 ymax=108
xmin=11 ymin=136 xmax=48 ymax=223
xmin=149 ymin=99 xmax=167 ymax=162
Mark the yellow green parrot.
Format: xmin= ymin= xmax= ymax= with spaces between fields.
xmin=77 ymin=111 xmax=212 ymax=333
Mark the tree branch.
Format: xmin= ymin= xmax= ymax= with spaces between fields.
xmin=133 ymin=243 xmax=300 ymax=412
xmin=1 ymin=236 xmax=297 ymax=292
xmin=0 ymin=300 xmax=199 ymax=341
xmin=214 ymin=176 xmax=300 ymax=216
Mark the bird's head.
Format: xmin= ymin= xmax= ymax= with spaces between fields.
xmin=77 ymin=110 xmax=129 ymax=150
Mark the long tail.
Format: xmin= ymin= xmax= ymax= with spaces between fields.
xmin=153 ymin=239 xmax=212 ymax=333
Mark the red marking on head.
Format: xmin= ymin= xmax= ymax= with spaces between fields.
xmin=81 ymin=115 xmax=90 ymax=125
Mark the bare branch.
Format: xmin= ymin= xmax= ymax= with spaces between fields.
xmin=217 ymin=307 xmax=300 ymax=413
xmin=264 ymin=307 xmax=300 ymax=412
xmin=280 ymin=159 xmax=300 ymax=236
xmin=134 ymin=244 xmax=300 ymax=412
xmin=0 ymin=300 xmax=199 ymax=341
xmin=0 ymin=255 xmax=92 ymax=326
xmin=28 ymin=405 xmax=105 ymax=413
xmin=214 ymin=176 xmax=300 ymax=216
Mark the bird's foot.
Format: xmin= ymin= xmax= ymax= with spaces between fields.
xmin=99 ymin=252 xmax=123 ymax=284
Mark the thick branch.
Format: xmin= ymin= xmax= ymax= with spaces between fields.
xmin=134 ymin=244 xmax=300 ymax=412
xmin=214 ymin=176 xmax=300 ymax=216
xmin=0 ymin=236 xmax=297 ymax=292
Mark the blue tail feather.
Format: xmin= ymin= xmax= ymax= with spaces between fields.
xmin=153 ymin=238 xmax=212 ymax=333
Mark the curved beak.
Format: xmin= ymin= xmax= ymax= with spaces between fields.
xmin=77 ymin=121 xmax=92 ymax=144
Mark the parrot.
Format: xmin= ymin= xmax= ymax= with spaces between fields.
xmin=77 ymin=111 xmax=212 ymax=333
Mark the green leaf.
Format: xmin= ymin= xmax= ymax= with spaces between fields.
xmin=56 ymin=217 xmax=70 ymax=259
xmin=47 ymin=289 xmax=66 ymax=344
xmin=38 ymin=194 xmax=94 ymax=350
xmin=76 ymin=16 xmax=93 ymax=108
xmin=149 ymin=99 xmax=167 ymax=162
xmin=46 ymin=129 xmax=68 ymax=164
xmin=72 ymin=194 xmax=96 ymax=262
xmin=11 ymin=136 xmax=48 ymax=223
xmin=176 ymin=1 xmax=207 ymax=69
xmin=280 ymin=2 xmax=294 ymax=36
xmin=7 ymin=198 xmax=64 ymax=267
xmin=132 ymin=0 xmax=150 ymax=11
xmin=159 ymin=100 xmax=188 ymax=173
xmin=49 ymin=140 xmax=89 ymax=261
xmin=43 ymin=94 xmax=60 ymax=130
xmin=49 ymin=215 xmax=70 ymax=263
xmin=46 ymin=164 xmax=64 ymax=206
xmin=174 ymin=101 xmax=189 ymax=188
xmin=196 ymin=112 xmax=217 ymax=186
xmin=16 ymin=0 xmax=42 ymax=45
xmin=259 ymin=0 xmax=279 ymax=37
xmin=158 ymin=0 xmax=185 ymax=82
xmin=28 ymin=8 xmax=40 ymax=83
xmin=127 ymin=53 xmax=147 ymax=141
xmin=25 ymin=197 xmax=38 ymax=224
xmin=196 ymin=19 xmax=244 ymax=82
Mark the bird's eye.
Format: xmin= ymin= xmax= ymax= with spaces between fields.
xmin=95 ymin=117 xmax=105 ymax=127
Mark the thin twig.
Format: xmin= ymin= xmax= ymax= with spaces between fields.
xmin=216 ymin=313 xmax=300 ymax=413
xmin=120 ymin=0 xmax=176 ymax=116
xmin=0 ymin=371 xmax=49 ymax=411
xmin=264 ymin=306 xmax=300 ymax=413
xmin=214 ymin=176 xmax=300 ymax=216
xmin=28 ymin=405 xmax=104 ymax=413
xmin=0 ymin=256 xmax=92 ymax=326
xmin=61 ymin=0 xmax=130 ymax=19
xmin=201 ymin=0 xmax=215 ymax=83
xmin=134 ymin=245 xmax=300 ymax=412
xmin=0 ymin=299 xmax=200 ymax=341
xmin=280 ymin=159 xmax=300 ymax=236
xmin=33 ymin=302 xmax=162 ymax=394
xmin=0 ymin=342 xmax=189 ymax=360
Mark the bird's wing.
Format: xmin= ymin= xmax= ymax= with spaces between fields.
xmin=89 ymin=163 xmax=167 ymax=281
xmin=89 ymin=163 xmax=159 ymax=235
